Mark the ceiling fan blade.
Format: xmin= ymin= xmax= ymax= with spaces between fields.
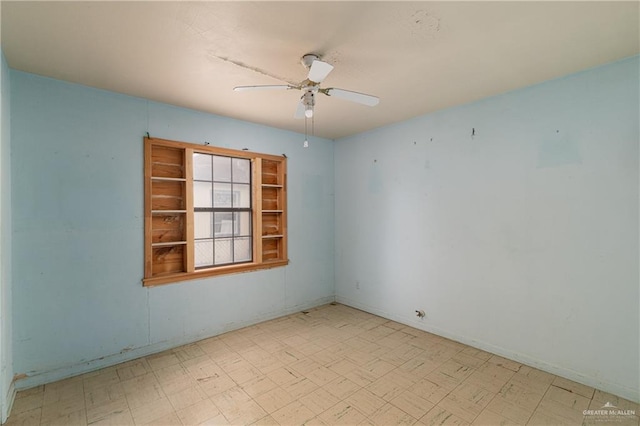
xmin=322 ymin=88 xmax=379 ymax=106
xmin=307 ymin=60 xmax=334 ymax=83
xmin=294 ymin=100 xmax=305 ymax=119
xmin=234 ymin=85 xmax=296 ymax=91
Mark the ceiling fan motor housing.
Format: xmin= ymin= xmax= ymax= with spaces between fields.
xmin=301 ymin=54 xmax=320 ymax=69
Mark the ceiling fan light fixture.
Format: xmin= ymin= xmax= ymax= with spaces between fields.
xmin=304 ymin=106 xmax=314 ymax=118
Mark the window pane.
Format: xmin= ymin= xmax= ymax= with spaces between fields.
xmin=215 ymin=239 xmax=233 ymax=265
xmin=194 ymin=212 xmax=213 ymax=239
xmin=193 ymin=153 xmax=212 ymax=181
xmin=232 ymin=158 xmax=251 ymax=183
xmin=195 ymin=239 xmax=213 ymax=268
xmin=234 ymin=237 xmax=251 ymax=262
xmin=234 ymin=212 xmax=251 ymax=237
xmin=213 ymin=156 xmax=231 ymax=182
xmin=214 ymin=212 xmax=233 ymax=237
xmin=213 ymin=183 xmax=232 ymax=208
xmin=193 ymin=181 xmax=212 ymax=208
xmin=234 ymin=184 xmax=251 ymax=208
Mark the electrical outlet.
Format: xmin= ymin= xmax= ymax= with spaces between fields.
xmin=356 ymin=281 xmax=360 ymax=290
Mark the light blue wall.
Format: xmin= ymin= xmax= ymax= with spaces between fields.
xmin=0 ymin=48 xmax=15 ymax=422
xmin=335 ymin=56 xmax=639 ymax=402
xmin=10 ymin=72 xmax=335 ymax=388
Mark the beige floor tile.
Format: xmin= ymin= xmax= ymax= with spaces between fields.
xmin=371 ymin=403 xmax=417 ymax=426
xmin=486 ymin=356 xmax=521 ymax=373
xmin=197 ymin=372 xmax=237 ymax=398
xmin=418 ymin=406 xmax=470 ymax=426
xmin=274 ymin=348 xmax=306 ymax=365
xmin=390 ymin=390 xmax=435 ymax=419
xmin=409 ymin=378 xmax=451 ymax=405
xmin=84 ymin=382 xmax=125 ymax=411
xmin=471 ymin=409 xmax=523 ymax=425
xmin=145 ymin=411 xmax=182 ymax=426
xmin=297 ymin=341 xmax=325 ymax=357
xmin=88 ymin=408 xmax=135 ymax=425
xmin=10 ymin=305 xmax=640 ymax=426
xmin=253 ymin=386 xmax=295 ymax=414
xmin=281 ymin=377 xmax=319 ymax=399
xmin=41 ymin=395 xmax=86 ymax=423
xmin=249 ymin=415 xmax=279 ymax=425
xmin=11 ymin=393 xmax=43 ymax=415
xmin=305 ymin=366 xmax=340 ymax=386
xmin=290 ymin=358 xmax=323 ymax=376
xmin=298 ymin=388 xmax=340 ymax=416
xmin=166 ymin=385 xmax=208 ymax=411
xmin=366 ymin=370 xmax=414 ymax=402
xmin=241 ymin=375 xmax=279 ymax=398
xmin=120 ymin=373 xmax=160 ymax=396
xmin=508 ymin=367 xmax=553 ymax=396
xmin=3 ymin=407 xmax=42 ymax=426
xmin=323 ymin=376 xmax=361 ymax=400
xmin=86 ymin=398 xmax=129 ymax=424
xmin=271 ymin=400 xmax=316 ymax=425
xmin=459 ymin=348 xmax=492 ymax=362
xmin=83 ymin=370 xmax=120 ymax=393
xmin=223 ymin=399 xmax=268 ymax=425
xmin=225 ymin=363 xmax=264 ymax=385
xmin=175 ymin=399 xmax=221 ymax=425
xmin=196 ymin=338 xmax=233 ymax=358
xmin=527 ymin=400 xmax=584 ymax=426
xmin=318 ymin=401 xmax=367 ymax=425
xmin=484 ymin=382 xmax=541 ymax=424
xmin=397 ymin=357 xmax=441 ymax=380
xmin=381 ymin=343 xmax=426 ymax=366
xmin=551 ymin=376 xmax=595 ymax=399
xmin=361 ymin=359 xmax=397 ymax=379
xmin=345 ymin=388 xmax=387 ymax=417
xmin=122 ymin=379 xmax=164 ymax=410
xmin=267 ymin=367 xmax=305 ymax=387
xmin=438 ymin=388 xmax=494 ymax=423
xmin=173 ymin=344 xmax=206 ymax=363
xmin=129 ymin=397 xmax=174 ymax=425
xmin=472 ymin=362 xmax=515 ymax=382
xmin=15 ymin=386 xmax=45 ymax=399
xmin=116 ymin=359 xmax=152 ymax=382
xmin=543 ymin=385 xmax=590 ymax=411
xmin=146 ymin=352 xmax=181 ymax=371
xmin=463 ymin=371 xmax=510 ymax=394
xmin=43 ymin=380 xmax=84 ymax=406
xmin=344 ymin=367 xmax=378 ymax=388
xmin=421 ymin=343 xmax=460 ymax=364
xmin=40 ymin=408 xmax=87 ymax=426
xmin=426 ymin=361 xmax=475 ymax=391
xmin=590 ymin=391 xmax=640 ymax=412
xmin=437 ymin=382 xmax=494 ymax=423
xmin=450 ymin=353 xmax=486 ymax=369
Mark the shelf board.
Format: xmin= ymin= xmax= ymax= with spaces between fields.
xmin=262 ymin=210 xmax=283 ymax=213
xmin=151 ymin=176 xmax=187 ymax=182
xmin=152 ymin=241 xmax=187 ymax=247
xmin=151 ymin=210 xmax=187 ymax=214
xmin=261 ymin=184 xmax=283 ymax=188
xmin=262 ymin=235 xmax=284 ymax=239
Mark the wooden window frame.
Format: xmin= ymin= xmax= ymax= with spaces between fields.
xmin=143 ymin=137 xmax=288 ymax=287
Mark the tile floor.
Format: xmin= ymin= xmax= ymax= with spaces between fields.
xmin=6 ymin=303 xmax=640 ymax=426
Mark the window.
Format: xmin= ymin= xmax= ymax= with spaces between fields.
xmin=144 ymin=137 xmax=288 ymax=286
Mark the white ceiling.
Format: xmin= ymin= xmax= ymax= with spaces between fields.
xmin=2 ymin=1 xmax=639 ymax=139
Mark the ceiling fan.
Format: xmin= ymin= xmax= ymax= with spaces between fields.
xmin=233 ymin=54 xmax=379 ymax=119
